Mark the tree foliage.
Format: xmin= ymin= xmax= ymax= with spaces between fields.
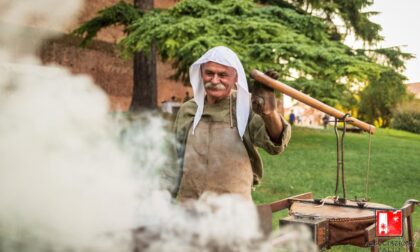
xmin=391 ymin=101 xmax=420 ymax=134
xmin=74 ymin=1 xmax=142 ymax=46
xmin=73 ymin=0 xmax=413 ymax=125
xmin=358 ymin=69 xmax=408 ymax=127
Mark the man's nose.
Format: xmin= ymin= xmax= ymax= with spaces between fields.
xmin=210 ymin=74 xmax=221 ymax=83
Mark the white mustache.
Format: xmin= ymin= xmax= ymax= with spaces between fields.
xmin=204 ymin=82 xmax=226 ymax=90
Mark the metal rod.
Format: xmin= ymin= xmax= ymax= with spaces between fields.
xmin=333 ymin=115 xmax=349 ymax=199
xmin=341 ymin=114 xmax=350 ymax=199
xmin=365 ymin=129 xmax=372 ymax=200
xmin=334 ymin=118 xmax=340 ymax=197
xmin=407 ymin=215 xmax=414 ymax=252
xmin=250 ymin=69 xmax=376 ymax=134
xmin=291 ymin=198 xmax=396 ymax=211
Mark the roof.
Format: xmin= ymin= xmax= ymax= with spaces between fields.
xmin=406 ymin=82 xmax=420 ymax=99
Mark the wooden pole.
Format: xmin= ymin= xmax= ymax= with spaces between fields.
xmin=250 ymin=69 xmax=376 ymax=134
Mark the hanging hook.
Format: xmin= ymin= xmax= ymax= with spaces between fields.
xmin=334 ymin=113 xmax=351 ymax=202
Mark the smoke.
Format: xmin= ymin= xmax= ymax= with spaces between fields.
xmin=132 ymin=192 xmax=269 ymax=252
xmin=0 ymin=0 xmax=317 ymax=251
xmin=271 ymin=225 xmax=319 ymax=252
xmin=0 ymin=62 xmax=142 ymax=251
xmin=0 ymin=0 xmax=152 ymax=250
xmin=0 ymin=0 xmax=81 ymax=60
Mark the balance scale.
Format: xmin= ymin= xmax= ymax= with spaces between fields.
xmin=251 ymin=70 xmax=419 ymax=252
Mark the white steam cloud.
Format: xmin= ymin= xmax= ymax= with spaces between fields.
xmin=0 ymin=0 xmax=317 ymax=251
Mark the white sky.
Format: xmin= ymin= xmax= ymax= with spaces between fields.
xmin=368 ymin=0 xmax=420 ymax=83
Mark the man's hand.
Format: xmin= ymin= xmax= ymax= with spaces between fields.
xmin=251 ymin=70 xmax=284 ymax=142
xmin=252 ymin=70 xmax=279 ymax=116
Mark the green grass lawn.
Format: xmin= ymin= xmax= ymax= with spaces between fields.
xmin=252 ymin=126 xmax=420 ymax=251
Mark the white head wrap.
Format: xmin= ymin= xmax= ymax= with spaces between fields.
xmin=189 ymin=46 xmax=250 ymax=139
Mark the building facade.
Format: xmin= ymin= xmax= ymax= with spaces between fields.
xmin=406 ymin=82 xmax=420 ymax=99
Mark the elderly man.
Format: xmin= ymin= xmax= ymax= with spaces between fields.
xmin=173 ymin=46 xmax=291 ymax=202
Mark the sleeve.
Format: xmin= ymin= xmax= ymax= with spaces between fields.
xmin=156 ymin=116 xmax=183 ymax=198
xmin=248 ymin=112 xmax=291 ymax=155
xmin=162 ymin=102 xmax=195 ymax=198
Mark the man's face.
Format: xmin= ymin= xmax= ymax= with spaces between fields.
xmin=201 ymin=61 xmax=237 ymax=103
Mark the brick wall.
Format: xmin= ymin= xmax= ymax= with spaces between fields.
xmin=38 ymin=0 xmax=133 ymax=110
xmin=39 ymin=35 xmax=133 ymax=110
xmin=157 ymin=60 xmax=193 ymax=104
xmin=155 ymin=0 xmax=179 ymax=8
xmin=38 ymin=0 xmax=193 ymax=111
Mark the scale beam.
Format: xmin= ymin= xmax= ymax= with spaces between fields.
xmin=250 ymin=69 xmax=376 ymax=134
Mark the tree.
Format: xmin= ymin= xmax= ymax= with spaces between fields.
xmin=73 ymin=0 xmax=413 ymax=124
xmin=358 ymin=69 xmax=408 ymax=127
xmin=132 ymin=0 xmax=157 ymax=110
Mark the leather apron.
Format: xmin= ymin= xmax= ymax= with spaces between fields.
xmin=178 ymin=118 xmax=253 ymax=202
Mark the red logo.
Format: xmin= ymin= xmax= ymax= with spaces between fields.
xmin=376 ymin=210 xmax=403 ymax=237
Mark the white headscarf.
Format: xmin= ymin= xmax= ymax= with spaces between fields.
xmin=189 ymin=46 xmax=250 ymax=139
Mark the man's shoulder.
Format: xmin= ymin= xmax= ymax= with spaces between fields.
xmin=178 ymin=99 xmax=197 ymax=117
xmin=180 ymin=99 xmax=197 ymax=109
xmin=174 ymin=100 xmax=196 ymax=134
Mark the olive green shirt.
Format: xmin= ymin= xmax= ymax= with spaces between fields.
xmin=173 ymin=93 xmax=291 ymax=191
